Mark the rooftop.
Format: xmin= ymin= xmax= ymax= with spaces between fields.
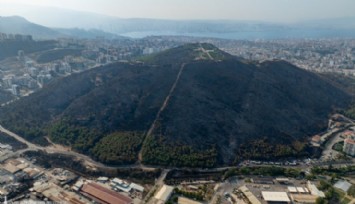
xmin=334 ymin=180 xmax=352 ymax=192
xmin=287 ymin=186 xmax=297 ymax=193
xmin=345 ymin=138 xmax=355 ymax=145
xmin=261 ymin=191 xmax=291 ymax=202
xmin=3 ymin=163 xmax=20 ymax=174
xmin=276 ymin=178 xmax=289 ymax=182
xmin=311 ymin=135 xmax=321 ymax=142
xmin=307 ymin=181 xmax=325 ymax=198
xmin=239 ymin=186 xmax=261 ymax=204
xmin=290 ymin=194 xmax=318 ymax=203
xmin=130 ymin=183 xmax=144 ymax=192
xmin=296 ymin=187 xmax=306 ymax=193
xmin=81 ymin=182 xmax=132 ymax=204
xmin=154 ymin=185 xmax=174 ymax=202
xmin=343 ymin=130 xmax=355 ymax=137
xmin=178 ymin=197 xmax=203 ymax=204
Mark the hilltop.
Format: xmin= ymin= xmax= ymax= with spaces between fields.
xmin=0 ymin=16 xmax=63 ymax=39
xmin=0 ymin=43 xmax=351 ymax=167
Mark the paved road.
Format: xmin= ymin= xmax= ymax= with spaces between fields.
xmin=144 ymin=169 xmax=170 ymax=204
xmin=321 ymin=131 xmax=344 ymax=160
xmin=0 ymin=125 xmax=42 ymax=150
xmin=1 ymin=123 xmax=354 ymax=171
xmin=321 ymin=115 xmax=355 ymax=162
xmin=0 ymin=125 xmax=138 ymax=169
xmin=1 ymin=123 xmax=353 ymax=170
xmin=0 ymin=122 xmax=354 ymax=204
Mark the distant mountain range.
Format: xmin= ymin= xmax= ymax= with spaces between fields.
xmin=0 ymin=16 xmax=62 ymax=39
xmin=0 ymin=44 xmax=351 ymax=167
xmin=2 ymin=5 xmax=355 ymax=40
xmin=0 ymin=16 xmax=123 ymax=40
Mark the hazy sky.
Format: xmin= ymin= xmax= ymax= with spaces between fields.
xmin=1 ymin=0 xmax=355 ymax=22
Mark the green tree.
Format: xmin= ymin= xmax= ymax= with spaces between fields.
xmin=347 ymin=185 xmax=355 ymax=197
xmin=315 ymin=197 xmax=326 ymax=204
xmin=325 ymin=187 xmax=335 ymax=200
xmin=318 ymin=180 xmax=331 ymax=191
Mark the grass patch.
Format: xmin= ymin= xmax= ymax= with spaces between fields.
xmin=341 ymin=197 xmax=351 ymax=204
xmin=333 ymin=141 xmax=344 ymax=152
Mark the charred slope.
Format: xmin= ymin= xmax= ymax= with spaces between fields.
xmin=0 ymin=62 xmax=180 ymax=146
xmin=0 ymin=44 xmax=351 ymax=167
xmin=142 ymin=60 xmax=350 ymax=166
xmin=0 ymin=39 xmax=56 ymax=60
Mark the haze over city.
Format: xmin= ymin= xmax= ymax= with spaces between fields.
xmin=1 ymin=0 xmax=355 ymax=22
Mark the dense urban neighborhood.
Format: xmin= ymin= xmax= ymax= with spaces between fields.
xmin=1 ymin=34 xmax=355 ymax=99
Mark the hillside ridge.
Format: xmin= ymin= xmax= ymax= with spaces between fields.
xmin=0 ymin=44 xmax=351 ymax=167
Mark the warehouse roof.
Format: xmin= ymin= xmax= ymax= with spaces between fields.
xmin=261 ymin=191 xmax=291 ymax=202
xmin=296 ymin=187 xmax=306 ymax=193
xmin=81 ymin=183 xmax=132 ymax=204
xmin=287 ymin=186 xmax=297 ymax=193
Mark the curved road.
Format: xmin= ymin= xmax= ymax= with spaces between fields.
xmin=0 ymin=125 xmax=146 ymax=170
xmin=0 ymin=121 xmax=353 ymax=172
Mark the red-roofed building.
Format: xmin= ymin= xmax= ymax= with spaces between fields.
xmin=81 ymin=183 xmax=132 ymax=204
xmin=311 ymin=135 xmax=321 ymax=146
xmin=343 ymin=138 xmax=355 ymax=156
xmin=342 ymin=131 xmax=355 ymax=138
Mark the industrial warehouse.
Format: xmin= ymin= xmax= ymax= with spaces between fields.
xmin=235 ymin=178 xmax=328 ymax=204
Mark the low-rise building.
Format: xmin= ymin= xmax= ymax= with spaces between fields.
xmin=3 ymin=163 xmax=20 ymax=174
xmin=261 ymin=191 xmax=290 ymax=204
xmin=111 ymin=178 xmax=131 ymax=193
xmin=110 ymin=178 xmax=144 ymax=193
xmin=287 ymin=186 xmax=297 ymax=194
xmin=97 ymin=177 xmax=109 ymax=183
xmin=33 ymin=182 xmax=88 ymax=204
xmin=296 ymin=187 xmax=308 ymax=194
xmin=238 ymin=185 xmax=261 ymax=204
xmin=0 ymin=143 xmax=12 ymax=150
xmin=72 ymin=180 xmax=84 ymax=191
xmin=23 ymin=167 xmax=43 ymax=179
xmin=343 ymin=137 xmax=355 ymax=156
xmin=276 ymin=178 xmax=290 ymax=184
xmin=311 ymin=135 xmax=321 ymax=146
xmin=342 ymin=130 xmax=355 ymax=138
xmin=334 ymin=180 xmax=352 ymax=193
xmin=130 ymin=183 xmax=144 ymax=192
xmin=289 ymin=194 xmax=318 ymax=203
xmin=307 ymin=181 xmax=325 ymax=198
xmin=154 ymin=185 xmax=174 ymax=204
xmin=81 ymin=182 xmax=132 ymax=204
xmin=51 ymin=168 xmax=78 ymax=186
